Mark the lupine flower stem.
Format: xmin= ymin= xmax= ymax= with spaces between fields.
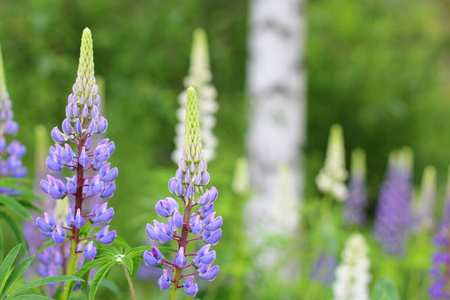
xmin=122 ymin=263 xmax=137 ymax=300
xmin=62 ymin=239 xmax=77 ymax=300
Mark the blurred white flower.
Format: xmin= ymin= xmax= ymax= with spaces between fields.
xmin=333 ymin=233 xmax=371 ymax=300
xmin=173 ymin=28 xmax=218 ymax=163
xmin=316 ymin=124 xmax=348 ymax=201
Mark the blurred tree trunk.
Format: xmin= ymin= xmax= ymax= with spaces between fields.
xmin=245 ymin=0 xmax=305 ymax=279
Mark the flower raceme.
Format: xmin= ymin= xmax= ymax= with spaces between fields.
xmin=144 ymin=87 xmax=221 ymax=297
xmin=35 ymin=28 xmax=117 ymax=262
xmin=0 ymin=44 xmax=27 ymax=192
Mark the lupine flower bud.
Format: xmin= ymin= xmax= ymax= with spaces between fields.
xmin=199 ymin=264 xmax=219 ymax=281
xmin=155 ymin=197 xmax=179 ymax=218
xmin=146 ymin=221 xmax=160 ymax=241
xmin=36 ymin=213 xmax=56 ymax=235
xmin=52 ymin=225 xmax=66 ymax=244
xmin=316 ymin=124 xmax=348 ymax=201
xmin=96 ymin=225 xmax=117 ymax=245
xmin=332 ymin=233 xmax=371 ymax=300
xmin=143 ymin=246 xmax=164 ymax=267
xmin=84 ymin=241 xmax=97 ymax=260
xmin=202 ymin=228 xmax=222 ymax=245
xmin=73 ymin=208 xmax=85 ymax=229
xmin=184 ymin=276 xmax=199 ymax=297
xmin=157 ymin=269 xmax=171 ymax=290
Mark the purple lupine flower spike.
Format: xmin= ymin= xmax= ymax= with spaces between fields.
xmin=344 ymin=148 xmax=368 ymax=225
xmin=143 ymin=87 xmax=221 ymax=297
xmin=374 ymin=147 xmax=413 ymax=256
xmin=429 ymin=165 xmax=450 ymax=299
xmin=35 ymin=28 xmax=118 ymax=265
xmin=0 ymin=44 xmax=27 ymax=194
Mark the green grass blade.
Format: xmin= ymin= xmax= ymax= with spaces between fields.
xmin=0 ymin=194 xmax=32 ymax=221
xmin=8 ymin=276 xmax=81 ymax=297
xmin=0 ymin=244 xmax=21 ymax=293
xmin=0 ymin=212 xmax=29 ymax=254
xmin=0 ymin=256 xmax=34 ymax=298
xmin=10 ymin=294 xmax=53 ymax=300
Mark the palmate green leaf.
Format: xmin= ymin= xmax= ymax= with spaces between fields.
xmin=0 ymin=194 xmax=32 ymax=221
xmin=0 ymin=256 xmax=34 ymax=298
xmin=10 ymin=295 xmax=53 ymax=300
xmin=371 ymin=277 xmax=400 ymax=300
xmin=89 ymin=261 xmax=115 ymax=300
xmin=6 ymin=276 xmax=82 ymax=298
xmin=0 ymin=212 xmax=28 ymax=254
xmin=0 ymin=244 xmax=21 ymax=291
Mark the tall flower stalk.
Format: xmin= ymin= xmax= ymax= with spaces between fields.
xmin=35 ymin=28 xmax=118 ymax=297
xmin=145 ymin=87 xmax=221 ymax=298
xmin=413 ymin=165 xmax=436 ymax=233
xmin=429 ymin=165 xmax=450 ymax=299
xmin=344 ymin=148 xmax=368 ymax=225
xmin=316 ymin=124 xmax=347 ymax=201
xmin=173 ymin=28 xmax=218 ymax=163
xmin=374 ymin=148 xmax=413 ymax=255
xmin=332 ymin=233 xmax=371 ymax=300
xmin=0 ymin=44 xmax=27 ymax=193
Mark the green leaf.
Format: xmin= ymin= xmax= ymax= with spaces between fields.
xmin=0 ymin=256 xmax=34 ymax=298
xmin=17 ymin=199 xmax=42 ymax=213
xmin=131 ymin=257 xmax=141 ymax=280
xmin=0 ymin=212 xmax=28 ymax=254
xmin=0 ymin=244 xmax=21 ymax=291
xmin=125 ymin=245 xmax=151 ymax=258
xmin=0 ymin=194 xmax=32 ymax=221
xmin=122 ymin=255 xmax=133 ymax=275
xmin=99 ymin=279 xmax=121 ymax=299
xmin=67 ymin=258 xmax=111 ymax=296
xmin=371 ymin=277 xmax=400 ymax=300
xmin=113 ymin=235 xmax=131 ymax=248
xmin=11 ymin=295 xmax=53 ymax=300
xmin=7 ymin=276 xmax=82 ymax=298
xmin=89 ymin=261 xmax=115 ymax=300
xmin=157 ymin=246 xmax=178 ymax=254
xmin=35 ymin=240 xmax=55 ymax=256
xmin=0 ymin=226 xmax=4 ymax=260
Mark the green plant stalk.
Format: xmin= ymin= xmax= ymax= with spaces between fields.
xmin=61 ymin=239 xmax=77 ymax=300
xmin=169 ymin=268 xmax=180 ymax=300
xmin=122 ymin=263 xmax=137 ymax=300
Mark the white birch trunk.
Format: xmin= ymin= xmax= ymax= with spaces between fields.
xmin=245 ymin=0 xmax=306 ymax=279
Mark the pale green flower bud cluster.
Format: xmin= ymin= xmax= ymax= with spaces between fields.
xmin=183 ymin=87 xmax=203 ymax=169
xmin=316 ymin=124 xmax=348 ymax=201
xmin=173 ymin=28 xmax=218 ymax=163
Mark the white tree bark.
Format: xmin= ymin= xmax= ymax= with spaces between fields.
xmin=245 ymin=0 xmax=306 ymax=278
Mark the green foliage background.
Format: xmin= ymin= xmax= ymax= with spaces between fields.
xmin=0 ymin=0 xmax=449 ymax=299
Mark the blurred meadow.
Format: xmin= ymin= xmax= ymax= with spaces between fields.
xmin=1 ymin=0 xmax=450 ymax=299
